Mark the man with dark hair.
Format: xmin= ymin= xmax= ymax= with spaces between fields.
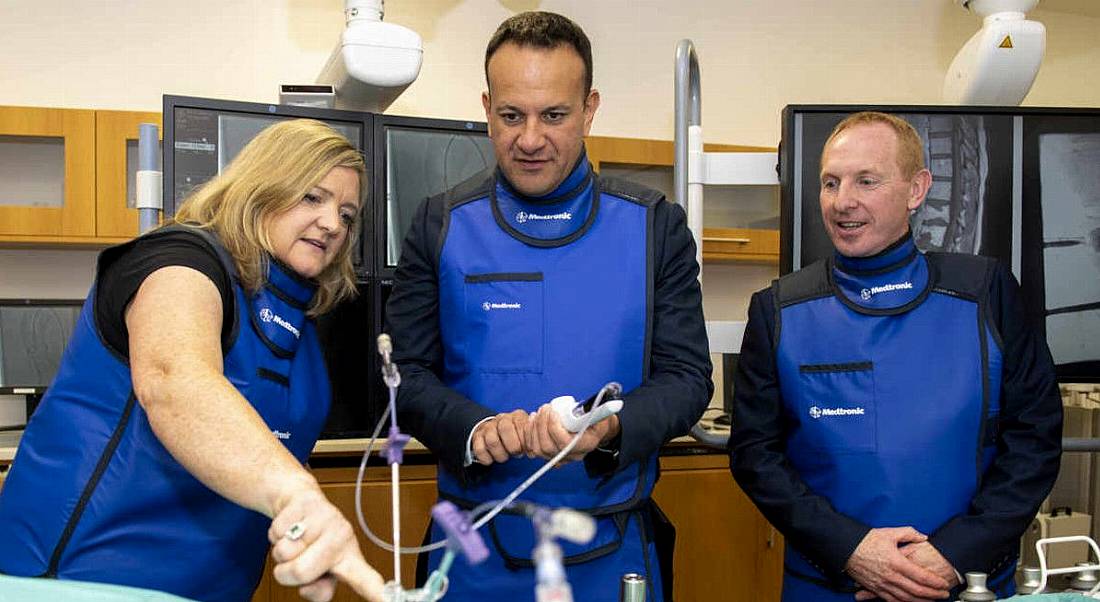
xmin=483 ymin=10 xmax=594 ymax=96
xmin=730 ymin=111 xmax=1062 ymax=601
xmin=386 ymin=10 xmax=712 ymax=602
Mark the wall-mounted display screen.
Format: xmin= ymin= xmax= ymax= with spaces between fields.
xmin=382 ymin=125 xmax=495 ymax=268
xmin=0 ymin=300 xmax=82 ymax=393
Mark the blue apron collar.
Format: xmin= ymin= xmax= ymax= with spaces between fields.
xmin=495 ymin=150 xmax=592 ymax=205
xmin=248 ymin=258 xmax=318 ymax=358
xmin=491 ymin=152 xmax=598 ymax=246
xmin=833 ymin=234 xmax=918 ymax=276
xmin=830 ymin=235 xmax=931 ymax=313
xmin=265 ymin=257 xmax=318 ymax=309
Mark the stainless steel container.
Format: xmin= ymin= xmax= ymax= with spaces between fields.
xmin=620 ymin=573 xmax=646 ymax=602
xmin=1068 ymin=561 xmax=1100 ymax=592
xmin=958 ymin=572 xmax=996 ymax=602
xmin=1017 ymin=566 xmax=1043 ymax=594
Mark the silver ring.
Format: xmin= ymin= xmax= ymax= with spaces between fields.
xmin=285 ymin=521 xmax=306 ymax=541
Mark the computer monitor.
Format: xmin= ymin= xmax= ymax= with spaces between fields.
xmin=162 ymin=95 xmax=373 ymax=273
xmin=372 ymin=114 xmax=495 ymax=278
xmin=0 ymin=299 xmax=83 ymax=425
xmin=320 ymin=115 xmax=493 ymax=436
xmin=0 ymin=299 xmax=82 ymax=395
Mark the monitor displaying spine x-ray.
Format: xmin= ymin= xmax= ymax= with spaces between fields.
xmin=1022 ymin=114 xmax=1100 ymax=380
xmin=782 ymin=107 xmax=1015 ymax=272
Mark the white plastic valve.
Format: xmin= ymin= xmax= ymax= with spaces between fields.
xmin=548 ymin=509 xmax=596 ymax=544
xmin=549 ymin=395 xmax=623 ymax=433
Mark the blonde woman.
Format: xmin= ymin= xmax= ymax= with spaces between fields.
xmin=0 ymin=119 xmax=383 ymax=602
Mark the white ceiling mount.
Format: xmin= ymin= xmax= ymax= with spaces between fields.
xmin=317 ymin=0 xmax=423 ymax=113
xmin=944 ymin=0 xmax=1045 ymax=105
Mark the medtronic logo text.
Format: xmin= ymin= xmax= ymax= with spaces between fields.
xmin=860 ymin=281 xmax=913 ymax=301
xmin=809 ymin=405 xmax=866 ymax=419
xmin=482 ymin=301 xmax=522 ymax=311
xmin=259 ymin=308 xmax=300 ymax=338
xmin=515 ymin=211 xmax=572 ymax=224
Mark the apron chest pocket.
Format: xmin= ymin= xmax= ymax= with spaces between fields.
xmin=796 ymin=361 xmax=877 ymax=453
xmin=464 ymin=272 xmax=545 ymax=373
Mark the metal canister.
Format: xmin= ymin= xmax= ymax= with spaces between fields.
xmin=957 ymin=572 xmax=996 ymax=602
xmin=1067 ymin=562 xmax=1100 ymax=592
xmin=620 ymin=573 xmax=646 ymax=602
xmin=1017 ymin=566 xmax=1043 ymax=594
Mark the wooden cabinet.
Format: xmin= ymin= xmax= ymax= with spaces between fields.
xmin=251 ymin=453 xmax=782 ymax=602
xmin=585 ymin=135 xmax=780 ymax=264
xmin=0 ymin=106 xmax=96 ymax=239
xmin=702 ymin=227 xmax=781 ymax=263
xmin=95 ymin=110 xmax=162 ymax=239
xmin=653 ymin=453 xmax=783 ymax=602
xmin=0 ymin=106 xmax=160 ymax=246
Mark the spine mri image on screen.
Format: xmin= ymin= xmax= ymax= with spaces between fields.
xmin=909 ymin=114 xmax=990 ymax=255
xmin=787 ymin=109 xmax=1014 ymax=271
xmin=1038 ymin=132 xmax=1100 ymax=366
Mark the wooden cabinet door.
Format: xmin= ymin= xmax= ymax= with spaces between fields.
xmin=95 ymin=110 xmax=162 ymax=239
xmin=653 ymin=454 xmax=784 ymax=602
xmin=0 ymin=106 xmax=95 ymax=238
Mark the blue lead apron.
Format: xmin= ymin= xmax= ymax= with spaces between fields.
xmin=774 ymin=239 xmax=1009 ymax=601
xmin=429 ymin=166 xmax=662 ymax=601
xmin=0 ymin=226 xmax=330 ymax=602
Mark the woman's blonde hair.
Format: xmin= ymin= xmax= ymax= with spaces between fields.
xmin=171 ymin=119 xmax=366 ymax=315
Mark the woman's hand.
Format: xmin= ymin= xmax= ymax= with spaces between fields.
xmin=268 ymin=487 xmax=385 ymax=602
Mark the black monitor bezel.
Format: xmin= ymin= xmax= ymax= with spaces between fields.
xmin=780 ymin=104 xmax=1100 ymax=274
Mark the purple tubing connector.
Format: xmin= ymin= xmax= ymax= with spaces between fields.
xmin=431 ymin=501 xmax=489 ymax=565
xmin=385 ymin=425 xmax=411 ymax=465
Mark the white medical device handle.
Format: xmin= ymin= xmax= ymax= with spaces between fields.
xmin=550 ymin=395 xmax=623 ymax=433
xmin=1033 ymin=535 xmax=1100 ymax=595
xmin=355 ymin=382 xmax=621 ymax=555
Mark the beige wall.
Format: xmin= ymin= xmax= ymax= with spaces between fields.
xmin=1 ymin=1 xmax=1097 ymax=408
xmin=1 ymin=1 xmax=1098 ymax=148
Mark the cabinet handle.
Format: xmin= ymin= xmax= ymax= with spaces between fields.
xmin=767 ymin=526 xmax=776 ymax=549
xmin=702 ymin=236 xmax=752 ymax=244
